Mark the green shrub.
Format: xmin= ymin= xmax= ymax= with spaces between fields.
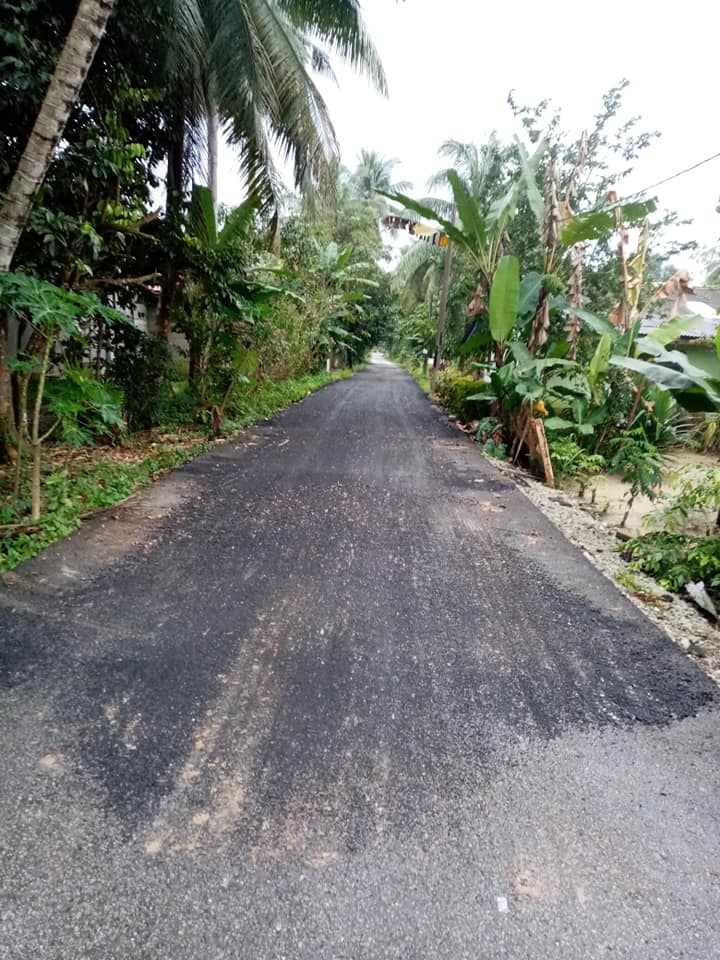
xmin=645 ymin=466 xmax=720 ymax=535
xmin=45 ymin=367 xmax=125 ymax=445
xmin=624 ymin=532 xmax=720 ymax=598
xmin=609 ymin=428 xmax=662 ymax=499
xmin=483 ymin=438 xmax=507 ymax=460
xmin=434 ymin=368 xmax=491 ymax=421
xmin=548 ymin=435 xmax=606 ymax=490
xmin=106 ymin=323 xmax=174 ymax=430
xmin=475 ymin=416 xmax=502 ymax=441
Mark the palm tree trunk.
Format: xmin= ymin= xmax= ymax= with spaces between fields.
xmin=0 ymin=0 xmax=116 ymax=272
xmin=207 ymin=106 xmax=219 ymax=210
xmin=0 ymin=0 xmax=114 ymax=456
xmin=431 ymin=241 xmax=453 ymax=389
xmin=157 ymin=130 xmax=186 ymax=340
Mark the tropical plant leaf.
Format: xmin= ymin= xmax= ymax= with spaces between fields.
xmin=191 ymin=185 xmax=217 ymax=248
xmin=518 ymin=271 xmax=543 ymax=318
xmin=561 ymin=199 xmax=657 ymax=246
xmin=610 ymin=353 xmax=720 ymax=409
xmin=565 ymin=305 xmax=617 ymax=337
xmin=544 ymin=417 xmax=575 ymax=431
xmin=217 ymin=196 xmax=260 ymax=250
xmin=447 ymin=169 xmax=485 ymax=251
xmin=546 ymin=370 xmax=591 ymax=399
xmin=489 ymin=255 xmax=519 ymax=344
xmin=336 ymin=243 xmax=354 ymax=270
xmin=514 ymin=137 xmax=545 ymax=224
xmin=378 ymin=190 xmax=466 ymax=248
xmin=509 ymin=341 xmax=533 ymax=367
xmin=588 ymin=333 xmax=612 ymax=394
xmin=644 ymin=313 xmax=703 ymax=347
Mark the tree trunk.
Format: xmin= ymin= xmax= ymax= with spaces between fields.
xmin=30 ymin=440 xmax=42 ymax=522
xmin=0 ymin=0 xmax=116 ymax=272
xmin=0 ymin=314 xmax=15 ymax=452
xmin=29 ymin=337 xmax=52 ymax=521
xmin=158 ymin=133 xmax=186 ymax=340
xmin=431 ymin=241 xmax=453 ymax=389
xmin=207 ymin=106 xmax=219 ymax=210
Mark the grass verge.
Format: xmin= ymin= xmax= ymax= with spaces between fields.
xmin=1 ymin=368 xmax=352 ymax=572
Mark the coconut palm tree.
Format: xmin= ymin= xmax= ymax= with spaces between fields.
xmin=0 ymin=0 xmax=387 ymax=271
xmin=425 ymin=136 xmax=507 ymax=215
xmin=350 ymin=150 xmax=411 ymax=202
xmin=157 ymin=0 xmax=388 ymax=335
xmin=169 ymin=1 xmax=387 ymax=212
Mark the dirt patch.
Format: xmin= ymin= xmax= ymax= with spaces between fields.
xmin=588 ymin=447 xmax=720 ymax=532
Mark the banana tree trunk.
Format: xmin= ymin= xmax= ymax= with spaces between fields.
xmin=0 ymin=0 xmax=115 ymax=272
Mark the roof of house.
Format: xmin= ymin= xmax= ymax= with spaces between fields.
xmin=639 ymin=286 xmax=720 ymax=340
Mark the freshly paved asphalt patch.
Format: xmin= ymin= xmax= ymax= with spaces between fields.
xmin=1 ymin=358 xmax=719 ymax=959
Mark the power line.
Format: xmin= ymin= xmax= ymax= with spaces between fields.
xmin=622 ymin=150 xmax=720 ymax=202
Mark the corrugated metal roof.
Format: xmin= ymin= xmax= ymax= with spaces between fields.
xmin=640 ymin=289 xmax=720 ymax=340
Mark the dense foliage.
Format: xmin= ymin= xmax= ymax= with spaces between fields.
xmin=381 ymin=83 xmax=720 ymax=606
xmin=0 ymin=0 xmax=400 ymax=567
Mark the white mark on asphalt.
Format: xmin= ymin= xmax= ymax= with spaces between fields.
xmin=38 ymin=753 xmax=66 ymax=774
xmin=277 ymin=439 xmax=289 ymax=448
xmin=496 ymin=896 xmax=509 ymax=913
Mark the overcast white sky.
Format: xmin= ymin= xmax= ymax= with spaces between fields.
xmin=219 ymin=0 xmax=720 ymax=279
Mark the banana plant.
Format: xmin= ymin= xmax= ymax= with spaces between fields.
xmin=556 ymin=292 xmax=720 ymax=413
xmin=467 ymin=258 xmax=590 ymax=414
xmin=305 ymin=240 xmax=378 ymax=361
xmin=379 ymin=140 xmax=546 ymax=333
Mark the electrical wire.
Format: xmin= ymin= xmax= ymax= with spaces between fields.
xmin=621 ymin=151 xmax=720 ymax=203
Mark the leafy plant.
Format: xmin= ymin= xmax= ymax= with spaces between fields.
xmin=475 ymin=416 xmax=502 ymax=441
xmin=0 ymin=271 xmax=123 ymax=519
xmin=692 ymin=413 xmax=720 ymax=452
xmin=608 ymin=428 xmax=663 ymax=526
xmin=633 ymin=385 xmax=692 ymax=449
xmin=433 ymin=368 xmax=492 ymax=421
xmin=45 ymin=367 xmax=124 ymax=445
xmin=106 ymin=324 xmax=174 ymax=430
xmin=644 ymin=466 xmax=720 ymax=535
xmin=548 ymin=435 xmax=606 ymax=493
xmin=483 ymin=438 xmax=507 ymax=460
xmin=624 ymin=532 xmax=720 ymax=598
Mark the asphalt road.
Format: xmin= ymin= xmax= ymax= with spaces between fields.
xmin=2 ymin=358 xmax=720 ymax=959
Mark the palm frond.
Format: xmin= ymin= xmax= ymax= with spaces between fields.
xmin=208 ymin=0 xmax=337 ymax=207
xmin=392 ymin=240 xmax=438 ymax=292
xmin=277 ymin=0 xmax=388 ymax=94
xmin=415 ymin=196 xmax=456 ymax=220
xmin=190 ymin=184 xmax=217 ymax=245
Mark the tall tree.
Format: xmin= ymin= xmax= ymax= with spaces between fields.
xmin=0 ymin=0 xmax=116 ymax=450
xmin=350 ymin=150 xmax=410 ymax=201
xmin=167 ymin=1 xmax=387 ymax=208
xmin=0 ymin=0 xmax=115 ymax=271
xmin=157 ymin=0 xmax=388 ymax=337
